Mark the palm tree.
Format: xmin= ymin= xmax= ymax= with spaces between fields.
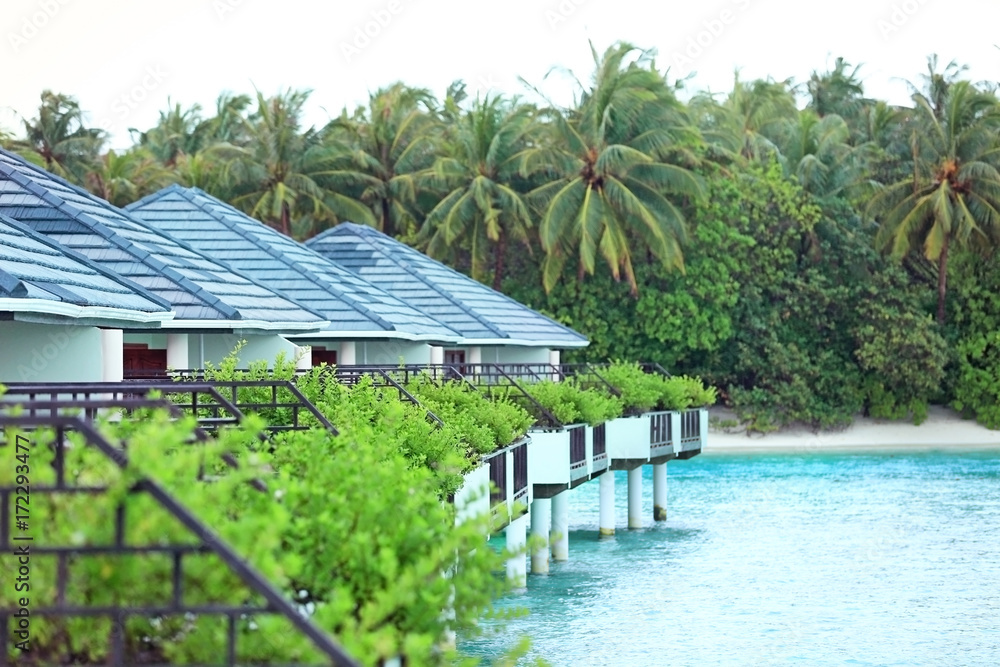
xmin=526 ymin=42 xmax=705 ymax=294
xmin=85 ymin=148 xmax=173 ymax=207
xmin=691 ymin=74 xmax=797 ymax=162
xmin=323 ymin=83 xmax=440 ymax=237
xmin=14 ymin=90 xmax=105 ymax=184
xmin=807 ymin=58 xmax=867 ymax=120
xmin=867 ymin=80 xmax=1000 ymax=324
xmin=224 ymin=90 xmax=371 ymax=237
xmin=774 ymin=110 xmax=877 ymax=201
xmin=418 ymin=95 xmax=535 ymax=288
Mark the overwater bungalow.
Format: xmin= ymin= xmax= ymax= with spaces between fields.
xmin=126 ymin=185 xmax=462 ymax=366
xmin=0 ymin=213 xmax=172 ymax=382
xmin=0 ymin=149 xmax=327 ymax=377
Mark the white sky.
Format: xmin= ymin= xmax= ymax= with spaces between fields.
xmin=2 ymin=0 xmax=998 ymax=148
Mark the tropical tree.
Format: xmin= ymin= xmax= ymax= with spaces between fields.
xmin=85 ymin=147 xmax=173 ymax=207
xmin=867 ymin=80 xmax=1000 ymax=323
xmin=419 ymin=94 xmax=536 ymax=288
xmin=14 ymin=90 xmax=105 ymax=184
xmin=773 ymin=110 xmax=877 ymax=200
xmin=806 ymin=58 xmax=868 ymax=132
xmin=691 ymin=74 xmax=797 ymax=161
xmin=224 ymin=90 xmax=371 ymax=236
xmin=324 ymin=83 xmax=440 ymax=237
xmin=527 ymin=42 xmax=705 ymax=294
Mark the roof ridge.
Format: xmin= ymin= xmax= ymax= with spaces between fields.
xmin=312 ymin=224 xmax=588 ymax=342
xmin=164 ymin=186 xmax=435 ymax=333
xmin=322 ymin=226 xmax=510 ymax=339
xmin=0 ymin=212 xmax=172 ymax=311
xmin=0 ymin=152 xmax=240 ymax=320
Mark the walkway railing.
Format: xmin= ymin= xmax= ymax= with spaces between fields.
xmin=0 ymin=412 xmax=357 ymax=667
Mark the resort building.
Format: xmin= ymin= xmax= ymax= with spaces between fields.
xmin=127 ymin=185 xmax=462 ymax=366
xmin=0 ymin=149 xmax=328 ymax=376
xmin=306 ymin=223 xmax=589 ymax=368
xmin=0 ymin=213 xmax=172 ymax=382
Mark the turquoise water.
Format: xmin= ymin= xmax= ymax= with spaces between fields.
xmin=462 ymin=450 xmax=1000 ymax=666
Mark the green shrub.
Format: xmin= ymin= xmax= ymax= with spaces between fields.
xmin=523 ymin=380 xmax=623 ymax=426
xmin=600 ymin=362 xmax=664 ymax=411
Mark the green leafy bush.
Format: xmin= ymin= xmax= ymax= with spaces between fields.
xmin=1 ymin=411 xmax=509 ymax=665
xmin=600 ymin=362 xmax=666 ymax=411
xmin=523 ymin=380 xmax=623 ymax=426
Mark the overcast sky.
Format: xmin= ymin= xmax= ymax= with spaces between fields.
xmin=3 ymin=0 xmax=997 ymax=148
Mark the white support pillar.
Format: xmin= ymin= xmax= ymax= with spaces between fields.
xmin=548 ymin=349 xmax=561 ymax=381
xmin=599 ymin=472 xmax=615 ymax=538
xmin=295 ymin=345 xmax=312 ymax=371
xmin=505 ymin=513 xmax=528 ymax=587
xmin=101 ymin=329 xmax=123 ymax=383
xmin=550 ymin=491 xmax=569 ymax=561
xmin=339 ymin=341 xmax=356 ymax=366
xmin=628 ymin=467 xmax=643 ymax=529
xmin=653 ymin=463 xmax=668 ymax=522
xmin=530 ymin=498 xmax=551 ymax=574
xmin=166 ymin=333 xmax=189 ymax=370
xmin=430 ymin=345 xmax=444 ymax=366
xmin=468 ymin=345 xmax=481 ymax=379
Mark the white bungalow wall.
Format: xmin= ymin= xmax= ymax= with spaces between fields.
xmin=0 ymin=321 xmax=103 ymax=382
xmin=471 ymin=346 xmax=552 ymax=365
xmin=290 ymin=340 xmax=432 ymax=366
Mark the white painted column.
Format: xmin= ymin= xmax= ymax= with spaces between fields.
xmin=529 ymin=498 xmax=551 ymax=574
xmin=430 ymin=345 xmax=444 ymax=366
xmin=548 ymin=349 xmax=561 ymax=381
xmin=599 ymin=472 xmax=615 ymax=538
xmin=505 ymin=513 xmax=528 ymax=587
xmin=653 ymin=463 xmax=668 ymax=522
xmin=339 ymin=341 xmax=356 ymax=366
xmin=295 ymin=345 xmax=312 ymax=370
xmin=166 ymin=333 xmax=188 ymax=370
xmin=550 ymin=491 xmax=569 ymax=561
xmin=628 ymin=467 xmax=643 ymax=529
xmin=100 ymin=329 xmax=123 ymax=382
xmin=468 ymin=345 xmax=481 ymax=379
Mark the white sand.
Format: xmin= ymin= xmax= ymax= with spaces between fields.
xmin=706 ymin=405 xmax=1000 ymax=453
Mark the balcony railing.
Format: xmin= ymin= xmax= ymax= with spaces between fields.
xmin=592 ymin=423 xmax=608 ymax=470
xmin=512 ymin=440 xmax=529 ymax=505
xmin=569 ymin=426 xmax=587 ymax=479
xmin=487 ymin=449 xmax=507 ymax=510
xmin=681 ymin=409 xmax=702 ymax=444
xmin=0 ymin=412 xmax=356 ymax=667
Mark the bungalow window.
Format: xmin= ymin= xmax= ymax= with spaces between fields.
xmin=312 ymin=346 xmax=338 ymax=367
xmin=444 ymin=350 xmax=467 ymax=377
xmin=123 ymin=343 xmax=167 ymax=377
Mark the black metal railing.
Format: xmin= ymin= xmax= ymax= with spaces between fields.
xmin=558 ymin=363 xmax=621 ymax=397
xmin=0 ymin=413 xmax=356 ymax=667
xmin=569 ymin=426 xmax=587 ymax=474
xmin=2 ymin=382 xmax=244 ymax=433
xmin=487 ymin=450 xmax=507 ymax=509
xmin=326 ymin=366 xmax=443 ymax=427
xmin=592 ymin=423 xmax=608 ymax=469
xmin=650 ymin=412 xmax=673 ymax=449
xmin=681 ymin=409 xmax=701 ymax=444
xmin=512 ymin=441 xmax=528 ymax=505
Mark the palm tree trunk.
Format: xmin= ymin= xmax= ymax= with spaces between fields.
xmin=937 ymin=234 xmax=950 ymax=325
xmin=381 ymin=198 xmax=392 ymax=236
xmin=281 ymin=202 xmax=291 ymax=236
xmin=492 ymin=228 xmax=507 ymax=291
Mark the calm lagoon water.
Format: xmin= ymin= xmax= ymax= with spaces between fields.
xmin=462 ymin=450 xmax=1000 ymax=666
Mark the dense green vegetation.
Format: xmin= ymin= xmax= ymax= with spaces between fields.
xmin=6 ymin=46 xmax=1000 ymax=430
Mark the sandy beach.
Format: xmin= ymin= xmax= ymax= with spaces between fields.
xmin=706 ymin=405 xmax=1000 ymax=453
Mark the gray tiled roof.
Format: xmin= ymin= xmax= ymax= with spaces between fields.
xmin=306 ymin=224 xmax=589 ymax=348
xmin=0 ymin=213 xmax=171 ymax=325
xmin=127 ymin=186 xmax=461 ymax=341
xmin=0 ymin=149 xmax=326 ymax=332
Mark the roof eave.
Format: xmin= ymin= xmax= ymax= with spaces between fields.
xmin=0 ymin=299 xmax=174 ymax=325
